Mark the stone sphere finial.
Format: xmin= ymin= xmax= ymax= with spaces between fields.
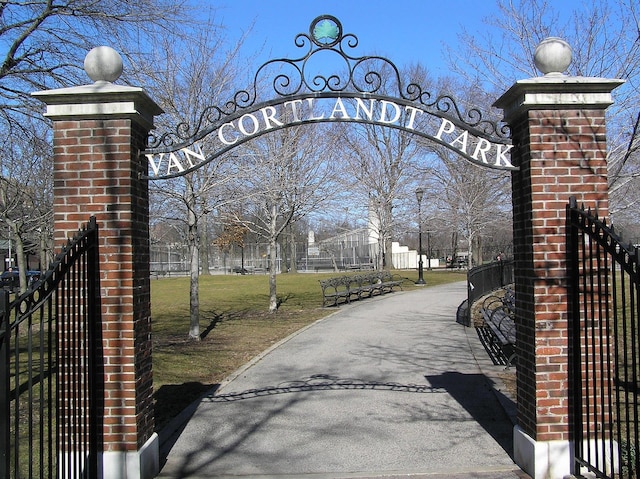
xmin=534 ymin=37 xmax=572 ymax=76
xmin=84 ymin=46 xmax=123 ymax=83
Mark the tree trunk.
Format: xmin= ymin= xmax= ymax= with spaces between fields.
xmin=269 ymin=200 xmax=279 ymax=313
xmin=187 ymin=184 xmax=200 ymax=340
xmin=288 ymin=226 xmax=298 ymax=273
xmin=384 ymin=236 xmax=394 ymax=270
xmin=39 ymin=229 xmax=49 ymax=271
xmin=199 ymin=212 xmax=211 ymax=275
xmin=382 ymin=200 xmax=394 ymax=270
xmin=451 ymin=231 xmax=458 ymax=262
xmin=330 ymin=253 xmax=339 ymax=273
xmin=281 ymin=228 xmax=289 ymax=273
xmin=269 ymin=237 xmax=278 ymax=313
xmin=474 ymin=235 xmax=483 ymax=266
xmin=376 ymin=236 xmax=384 ymax=271
xmin=14 ymin=229 xmax=28 ymax=293
xmin=467 ymin=232 xmax=474 ymax=269
xmin=189 ymin=239 xmax=200 ymax=339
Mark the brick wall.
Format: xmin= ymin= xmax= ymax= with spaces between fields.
xmin=511 ymin=108 xmax=609 ymax=442
xmin=52 ymin=117 xmax=154 ymax=451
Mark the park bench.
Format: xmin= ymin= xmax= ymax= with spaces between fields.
xmin=319 ymin=271 xmax=404 ymax=307
xmin=318 ymin=276 xmax=356 ymax=307
xmin=479 ymin=287 xmax=516 ymax=368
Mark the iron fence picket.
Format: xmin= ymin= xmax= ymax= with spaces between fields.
xmin=1 ymin=290 xmax=10 ymax=478
xmin=0 ymin=217 xmax=100 ymax=478
xmin=567 ymin=197 xmax=640 ymax=478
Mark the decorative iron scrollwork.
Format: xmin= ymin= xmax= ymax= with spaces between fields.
xmin=567 ymin=197 xmax=640 ymax=279
xmin=7 ymin=217 xmax=98 ymax=324
xmin=146 ymin=15 xmax=510 ymax=152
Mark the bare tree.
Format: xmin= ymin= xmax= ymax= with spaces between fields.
xmin=334 ymin=64 xmax=437 ymax=270
xmin=447 ymin=0 xmax=640 ymax=222
xmin=232 ymin=123 xmax=339 ymax=312
xmin=129 ymin=16 xmax=250 ymax=339
xmin=1 ymin=0 xmax=192 ymax=134
xmin=429 ymin=148 xmax=511 ymax=267
xmin=1 ymin=0 xmax=199 ymax=284
xmin=339 ymin=122 xmax=426 ymax=270
xmin=408 ymin=75 xmax=514 ymax=267
xmin=0 ymin=122 xmax=53 ymax=291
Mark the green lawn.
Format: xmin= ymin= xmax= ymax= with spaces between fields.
xmin=151 ymin=269 xmax=467 ymax=430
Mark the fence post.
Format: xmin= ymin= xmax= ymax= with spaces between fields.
xmin=0 ymin=290 xmax=9 ymax=478
xmin=494 ymin=39 xmax=623 ymax=479
xmin=33 ymin=48 xmax=162 ymax=479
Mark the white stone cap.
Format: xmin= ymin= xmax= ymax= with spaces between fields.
xmin=32 ymin=83 xmax=163 ymax=130
xmin=494 ymin=37 xmax=624 ymax=120
xmin=32 ymin=46 xmax=163 ymax=129
xmin=494 ymin=75 xmax=625 ymax=121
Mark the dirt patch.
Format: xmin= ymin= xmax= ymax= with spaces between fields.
xmin=498 ymin=370 xmax=517 ymax=401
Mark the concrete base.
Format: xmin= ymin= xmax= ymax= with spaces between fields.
xmin=102 ymin=433 xmax=159 ymax=479
xmin=514 ymin=426 xmax=572 ymax=479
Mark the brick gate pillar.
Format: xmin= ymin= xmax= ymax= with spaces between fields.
xmin=494 ymin=39 xmax=623 ymax=479
xmin=33 ymin=48 xmax=163 ymax=479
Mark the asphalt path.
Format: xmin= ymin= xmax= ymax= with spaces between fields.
xmin=158 ymin=281 xmax=527 ymax=479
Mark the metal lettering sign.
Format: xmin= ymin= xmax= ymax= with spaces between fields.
xmin=143 ymin=15 xmax=514 ymax=180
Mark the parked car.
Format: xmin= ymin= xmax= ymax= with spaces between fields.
xmin=1 ymin=269 xmax=41 ymax=292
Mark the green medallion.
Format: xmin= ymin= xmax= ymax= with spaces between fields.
xmin=310 ymin=16 xmax=341 ymax=46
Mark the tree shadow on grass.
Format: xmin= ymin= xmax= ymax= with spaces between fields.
xmin=199 ymin=311 xmax=225 ymax=340
xmin=276 ymin=293 xmax=292 ymax=308
xmin=198 ymin=309 xmax=249 ymax=340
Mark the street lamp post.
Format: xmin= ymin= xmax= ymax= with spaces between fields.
xmin=415 ymin=188 xmax=425 ymax=285
xmin=427 ymin=230 xmax=432 ymax=270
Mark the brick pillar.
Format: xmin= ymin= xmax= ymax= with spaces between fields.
xmin=33 ymin=49 xmax=163 ymax=479
xmin=494 ymin=63 xmax=623 ymax=477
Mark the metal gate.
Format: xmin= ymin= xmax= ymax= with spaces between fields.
xmin=0 ymin=217 xmax=101 ymax=478
xmin=566 ymin=197 xmax=640 ymax=478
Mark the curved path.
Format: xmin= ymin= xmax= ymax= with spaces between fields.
xmin=158 ymin=281 xmax=527 ymax=479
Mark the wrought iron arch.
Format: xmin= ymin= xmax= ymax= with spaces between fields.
xmin=143 ymin=15 xmax=515 ymax=180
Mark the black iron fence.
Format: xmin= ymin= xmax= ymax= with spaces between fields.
xmin=567 ymin=198 xmax=640 ymax=479
xmin=459 ymin=259 xmax=514 ymax=326
xmin=0 ymin=217 xmax=101 ymax=478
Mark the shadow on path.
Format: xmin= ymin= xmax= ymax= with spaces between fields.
xmin=159 ymin=372 xmax=517 ymax=478
xmin=426 ymin=371 xmax=514 ymax=456
xmin=202 ymin=374 xmax=441 ymax=402
xmin=157 ymin=383 xmax=219 ymax=460
xmin=159 ymin=375 xmax=449 ymax=478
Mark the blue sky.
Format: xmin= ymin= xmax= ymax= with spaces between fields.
xmin=212 ymin=0 xmax=586 ymax=76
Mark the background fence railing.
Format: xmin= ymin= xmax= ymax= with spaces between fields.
xmin=0 ymin=217 xmax=100 ymax=479
xmin=567 ymin=198 xmax=640 ymax=479
xmin=459 ymin=259 xmax=514 ymax=326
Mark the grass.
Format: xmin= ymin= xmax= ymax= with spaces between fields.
xmin=151 ymin=269 xmax=467 ymax=431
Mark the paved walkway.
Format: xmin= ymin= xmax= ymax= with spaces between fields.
xmin=158 ymin=281 xmax=528 ymax=479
